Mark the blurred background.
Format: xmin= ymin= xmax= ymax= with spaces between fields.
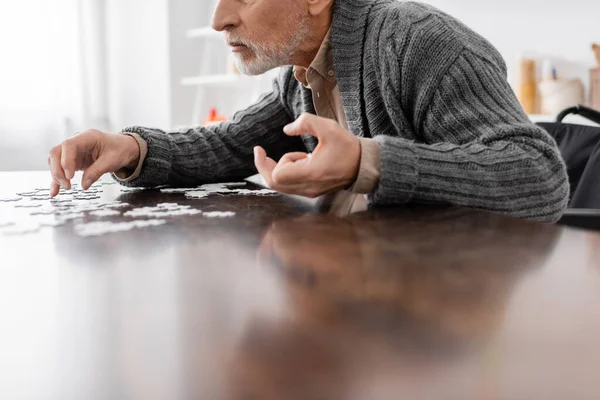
xmin=0 ymin=0 xmax=599 ymax=171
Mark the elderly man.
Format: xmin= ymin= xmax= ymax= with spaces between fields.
xmin=47 ymin=0 xmax=569 ymax=222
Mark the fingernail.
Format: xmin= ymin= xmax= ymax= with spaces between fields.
xmin=84 ymin=179 xmax=92 ymax=189
xmin=65 ymin=169 xmax=73 ymax=180
xmin=283 ymin=124 xmax=292 ymax=132
xmin=60 ymin=179 xmax=69 ymax=188
xmin=253 ymin=147 xmax=259 ymax=157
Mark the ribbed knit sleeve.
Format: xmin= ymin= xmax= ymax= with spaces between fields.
xmin=372 ymin=8 xmax=569 ymax=222
xmin=112 ymin=68 xmax=305 ymax=188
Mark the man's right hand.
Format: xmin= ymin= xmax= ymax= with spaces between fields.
xmin=47 ymin=130 xmax=140 ymax=197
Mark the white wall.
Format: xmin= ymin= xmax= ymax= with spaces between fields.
xmin=167 ymin=0 xmax=208 ymax=128
xmin=105 ymin=0 xmax=171 ymax=131
xmin=422 ymin=0 xmax=600 ymax=94
xmin=0 ymin=0 xmax=107 ymax=171
xmin=105 ymin=0 xmax=273 ymax=130
xmin=167 ymin=0 xmax=277 ymax=128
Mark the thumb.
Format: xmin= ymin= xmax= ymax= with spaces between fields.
xmin=81 ymin=156 xmax=113 ymax=190
xmin=253 ymin=146 xmax=278 ymax=187
xmin=283 ymin=113 xmax=324 ymax=141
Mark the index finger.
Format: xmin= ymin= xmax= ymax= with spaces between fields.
xmin=271 ymin=153 xmax=312 ymax=186
xmin=48 ymin=146 xmax=71 ymax=193
xmin=50 ymin=182 xmax=60 ymax=198
xmin=253 ymin=146 xmax=277 ymax=187
xmin=60 ymin=139 xmax=80 ymax=180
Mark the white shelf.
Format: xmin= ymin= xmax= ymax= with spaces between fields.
xmin=528 ymin=114 xmax=599 ymax=127
xmin=181 ymin=74 xmax=241 ymax=87
xmin=529 ymin=114 xmax=556 ymax=123
xmin=186 ymin=27 xmax=221 ymax=39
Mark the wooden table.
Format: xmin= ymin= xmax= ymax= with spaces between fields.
xmin=1 ymin=171 xmax=599 ymax=400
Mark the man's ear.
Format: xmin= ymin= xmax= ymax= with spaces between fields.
xmin=307 ymin=0 xmax=334 ymax=16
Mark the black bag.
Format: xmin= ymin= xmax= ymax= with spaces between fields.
xmin=537 ymin=122 xmax=600 ymax=209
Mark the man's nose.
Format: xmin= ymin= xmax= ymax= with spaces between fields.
xmin=211 ymin=0 xmax=240 ymax=32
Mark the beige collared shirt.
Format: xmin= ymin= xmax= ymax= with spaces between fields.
xmin=293 ymin=28 xmax=381 ymax=215
xmin=117 ymin=29 xmax=381 ymax=208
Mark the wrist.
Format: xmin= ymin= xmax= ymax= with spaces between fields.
xmin=345 ymin=139 xmax=362 ymax=188
xmin=348 ymin=138 xmax=381 ymax=194
xmin=122 ymin=133 xmax=141 ymax=170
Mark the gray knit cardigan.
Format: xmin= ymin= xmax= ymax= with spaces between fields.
xmin=118 ymin=0 xmax=569 ymax=222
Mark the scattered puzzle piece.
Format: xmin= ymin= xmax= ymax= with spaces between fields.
xmin=156 ymin=203 xmax=182 ymax=208
xmin=89 ymin=209 xmax=122 ymax=217
xmin=0 ymin=178 xmax=257 ymax=238
xmin=119 ymin=187 xmax=147 ymax=193
xmin=1 ymin=222 xmax=41 ymax=236
xmin=0 ymin=196 xmax=22 ymax=202
xmin=103 ymin=202 xmax=131 ymax=209
xmin=17 ymin=191 xmax=44 ymax=197
xmin=30 ymin=210 xmax=57 ymax=216
xmin=124 ymin=204 xmax=201 ymax=218
xmin=160 ymin=188 xmax=193 ymax=194
xmin=160 ymin=182 xmax=247 ymax=195
xmin=200 ymin=182 xmax=247 ymax=190
xmin=233 ymin=189 xmax=278 ymax=196
xmin=50 ymin=198 xmax=73 ymax=204
xmin=161 ymin=182 xmax=278 ymax=200
xmin=150 ymin=209 xmax=201 ymax=218
xmin=15 ymin=203 xmax=42 ymax=208
xmin=185 ymin=191 xmax=210 ymax=199
xmin=30 ymin=196 xmax=52 ymax=201
xmin=203 ymin=211 xmax=236 ymax=218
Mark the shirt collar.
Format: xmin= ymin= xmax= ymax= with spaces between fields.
xmin=293 ymin=27 xmax=336 ymax=87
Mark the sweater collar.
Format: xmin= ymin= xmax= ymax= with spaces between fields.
xmin=331 ymin=0 xmax=378 ymax=137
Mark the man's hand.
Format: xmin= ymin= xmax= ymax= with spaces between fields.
xmin=47 ymin=130 xmax=140 ymax=197
xmin=254 ymin=113 xmax=361 ymax=198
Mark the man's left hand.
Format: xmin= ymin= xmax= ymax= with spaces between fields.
xmin=254 ymin=113 xmax=361 ymax=198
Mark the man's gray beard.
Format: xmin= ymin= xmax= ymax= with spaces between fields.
xmin=234 ymin=22 xmax=311 ymax=76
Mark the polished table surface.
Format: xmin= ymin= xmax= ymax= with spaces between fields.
xmin=0 ymin=172 xmax=599 ymax=400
